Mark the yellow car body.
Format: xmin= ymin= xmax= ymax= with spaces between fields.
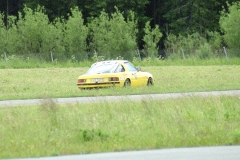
xmin=77 ymin=60 xmax=154 ymax=89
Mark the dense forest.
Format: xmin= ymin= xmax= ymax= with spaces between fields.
xmin=0 ymin=0 xmax=240 ymax=61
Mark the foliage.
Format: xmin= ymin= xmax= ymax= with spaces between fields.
xmin=16 ymin=6 xmax=60 ymax=57
xmin=63 ymin=7 xmax=88 ymax=60
xmin=1 ymin=6 xmax=140 ymax=61
xmin=0 ymin=13 xmax=18 ymax=55
xmin=46 ymin=18 xmax=66 ymax=59
xmin=88 ymin=8 xmax=138 ymax=60
xmin=207 ymin=31 xmax=222 ymax=50
xmin=0 ymin=13 xmax=6 ymax=54
xmin=1 ymin=0 xmax=240 ymax=54
xmin=154 ymin=0 xmax=236 ymax=35
xmin=142 ymin=21 xmax=162 ymax=57
xmin=195 ymin=43 xmax=214 ymax=59
xmin=78 ymin=0 xmax=149 ymax=24
xmin=22 ymin=0 xmax=78 ymax=21
xmin=164 ymin=32 xmax=222 ymax=59
xmin=220 ymin=2 xmax=240 ymax=56
xmin=1 ymin=1 xmax=240 ymax=61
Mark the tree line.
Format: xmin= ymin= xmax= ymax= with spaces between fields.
xmin=0 ymin=0 xmax=240 ymax=61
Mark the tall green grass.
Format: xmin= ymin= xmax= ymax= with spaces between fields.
xmin=133 ymin=57 xmax=240 ymax=66
xmin=0 ymin=96 xmax=239 ymax=158
xmin=1 ymin=54 xmax=240 ymax=69
xmin=0 ymin=54 xmax=93 ymax=69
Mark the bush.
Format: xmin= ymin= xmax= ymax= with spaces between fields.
xmin=220 ymin=2 xmax=240 ymax=55
xmin=165 ymin=32 xmax=222 ymax=59
xmin=88 ymin=8 xmax=138 ymax=60
xmin=63 ymin=7 xmax=88 ymax=60
xmin=142 ymin=21 xmax=162 ymax=58
xmin=196 ymin=43 xmax=214 ymax=59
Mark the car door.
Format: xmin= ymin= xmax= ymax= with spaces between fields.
xmin=131 ymin=71 xmax=146 ymax=86
xmin=122 ymin=62 xmax=144 ymax=86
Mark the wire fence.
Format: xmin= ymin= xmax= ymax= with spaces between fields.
xmin=1 ymin=47 xmax=239 ymax=63
xmin=1 ymin=49 xmax=140 ymax=63
xmin=163 ymin=47 xmax=240 ymax=60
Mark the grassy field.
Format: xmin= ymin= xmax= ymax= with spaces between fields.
xmin=1 ymin=56 xmax=240 ymax=69
xmin=0 ymin=65 xmax=240 ymax=100
xmin=0 ymin=96 xmax=240 ymax=158
xmin=0 ymin=64 xmax=240 ymax=158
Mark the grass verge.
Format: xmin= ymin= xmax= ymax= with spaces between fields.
xmin=0 ymin=96 xmax=240 ymax=158
xmin=1 ymin=56 xmax=240 ymax=69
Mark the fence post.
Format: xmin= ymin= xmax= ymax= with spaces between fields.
xmin=50 ymin=51 xmax=54 ymax=63
xmin=4 ymin=52 xmax=7 ymax=60
xmin=181 ymin=48 xmax=186 ymax=60
xmin=223 ymin=47 xmax=228 ymax=60
xmin=137 ymin=49 xmax=141 ymax=61
xmin=94 ymin=50 xmax=98 ymax=62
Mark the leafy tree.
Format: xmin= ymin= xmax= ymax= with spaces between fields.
xmin=2 ymin=15 xmax=19 ymax=55
xmin=63 ymin=7 xmax=88 ymax=60
xmin=163 ymin=0 xmax=218 ymax=35
xmin=2 ymin=0 xmax=240 ymax=60
xmin=41 ymin=18 xmax=65 ymax=58
xmin=22 ymin=0 xmax=78 ymax=21
xmin=142 ymin=21 xmax=162 ymax=57
xmin=0 ymin=0 xmax=23 ymax=18
xmin=220 ymin=2 xmax=240 ymax=54
xmin=16 ymin=6 xmax=65 ymax=58
xmin=78 ymin=0 xmax=150 ymax=48
xmin=0 ymin=11 xmax=23 ymax=56
xmin=0 ymin=13 xmax=7 ymax=54
xmin=164 ymin=33 xmax=206 ymax=57
xmin=89 ymin=8 xmax=138 ymax=60
xmin=77 ymin=0 xmax=107 ymax=22
xmin=78 ymin=0 xmax=149 ymax=22
xmin=164 ymin=31 xmax=222 ymax=59
xmin=207 ymin=31 xmax=222 ymax=50
xmin=148 ymin=0 xmax=239 ymax=35
xmin=16 ymin=6 xmax=47 ymax=54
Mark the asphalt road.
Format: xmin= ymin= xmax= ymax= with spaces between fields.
xmin=1 ymin=90 xmax=240 ymax=107
xmin=10 ymin=146 xmax=240 ymax=160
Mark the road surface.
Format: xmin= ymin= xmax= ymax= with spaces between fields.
xmin=10 ymin=146 xmax=240 ymax=160
xmin=1 ymin=90 xmax=240 ymax=107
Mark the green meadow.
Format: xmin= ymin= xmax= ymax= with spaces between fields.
xmin=0 ymin=65 xmax=240 ymax=100
xmin=0 ymin=96 xmax=240 ymax=158
xmin=0 ymin=60 xmax=240 ymax=158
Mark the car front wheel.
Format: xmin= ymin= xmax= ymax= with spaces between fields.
xmin=147 ymin=77 xmax=153 ymax=86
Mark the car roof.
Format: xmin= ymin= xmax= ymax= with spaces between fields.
xmin=97 ymin=60 xmax=128 ymax=63
xmin=93 ymin=60 xmax=129 ymax=65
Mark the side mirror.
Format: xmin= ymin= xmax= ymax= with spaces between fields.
xmin=137 ymin=67 xmax=141 ymax=72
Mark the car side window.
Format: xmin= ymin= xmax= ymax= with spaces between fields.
xmin=124 ymin=62 xmax=137 ymax=72
xmin=115 ymin=65 xmax=125 ymax=73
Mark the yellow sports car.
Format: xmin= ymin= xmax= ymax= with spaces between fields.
xmin=77 ymin=60 xmax=154 ymax=89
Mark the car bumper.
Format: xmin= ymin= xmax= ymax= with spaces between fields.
xmin=77 ymin=82 xmax=121 ymax=89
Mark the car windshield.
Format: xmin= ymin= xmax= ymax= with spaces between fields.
xmin=86 ymin=62 xmax=118 ymax=74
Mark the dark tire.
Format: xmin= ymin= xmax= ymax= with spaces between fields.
xmin=147 ymin=77 xmax=153 ymax=86
xmin=124 ymin=79 xmax=131 ymax=87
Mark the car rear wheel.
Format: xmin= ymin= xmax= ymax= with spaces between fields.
xmin=124 ymin=79 xmax=131 ymax=87
xmin=147 ymin=77 xmax=153 ymax=86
